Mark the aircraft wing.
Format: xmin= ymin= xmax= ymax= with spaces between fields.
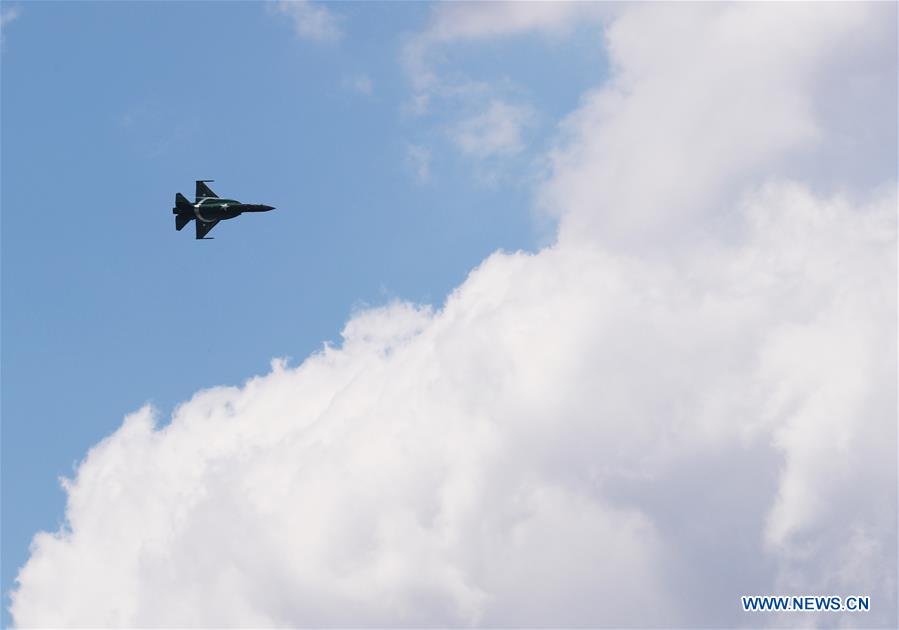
xmin=195 ymin=220 xmax=219 ymax=239
xmin=196 ymin=180 xmax=218 ymax=200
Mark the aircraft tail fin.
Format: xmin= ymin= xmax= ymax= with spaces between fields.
xmin=175 ymin=214 xmax=193 ymax=231
xmin=175 ymin=192 xmax=192 ymax=208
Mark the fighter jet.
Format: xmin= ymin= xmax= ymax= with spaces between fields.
xmin=173 ymin=180 xmax=275 ymax=239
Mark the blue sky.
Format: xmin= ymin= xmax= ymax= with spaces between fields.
xmin=1 ymin=1 xmax=604 ymax=621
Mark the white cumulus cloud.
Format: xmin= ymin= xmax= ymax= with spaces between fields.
xmin=450 ymin=99 xmax=535 ymax=159
xmin=11 ymin=3 xmax=897 ymax=628
xmin=403 ymin=2 xmax=606 ymax=105
xmin=405 ymin=144 xmax=431 ymax=184
xmin=540 ymin=3 xmax=895 ymax=254
xmin=272 ymin=0 xmax=341 ymax=43
xmin=341 ymin=74 xmax=374 ymax=96
xmin=1 ymin=6 xmax=19 ymax=29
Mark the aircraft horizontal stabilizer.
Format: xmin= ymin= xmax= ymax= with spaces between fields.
xmin=176 ymin=214 xmax=193 ymax=231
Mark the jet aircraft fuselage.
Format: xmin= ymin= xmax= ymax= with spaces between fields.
xmin=173 ymin=180 xmax=275 ymax=239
